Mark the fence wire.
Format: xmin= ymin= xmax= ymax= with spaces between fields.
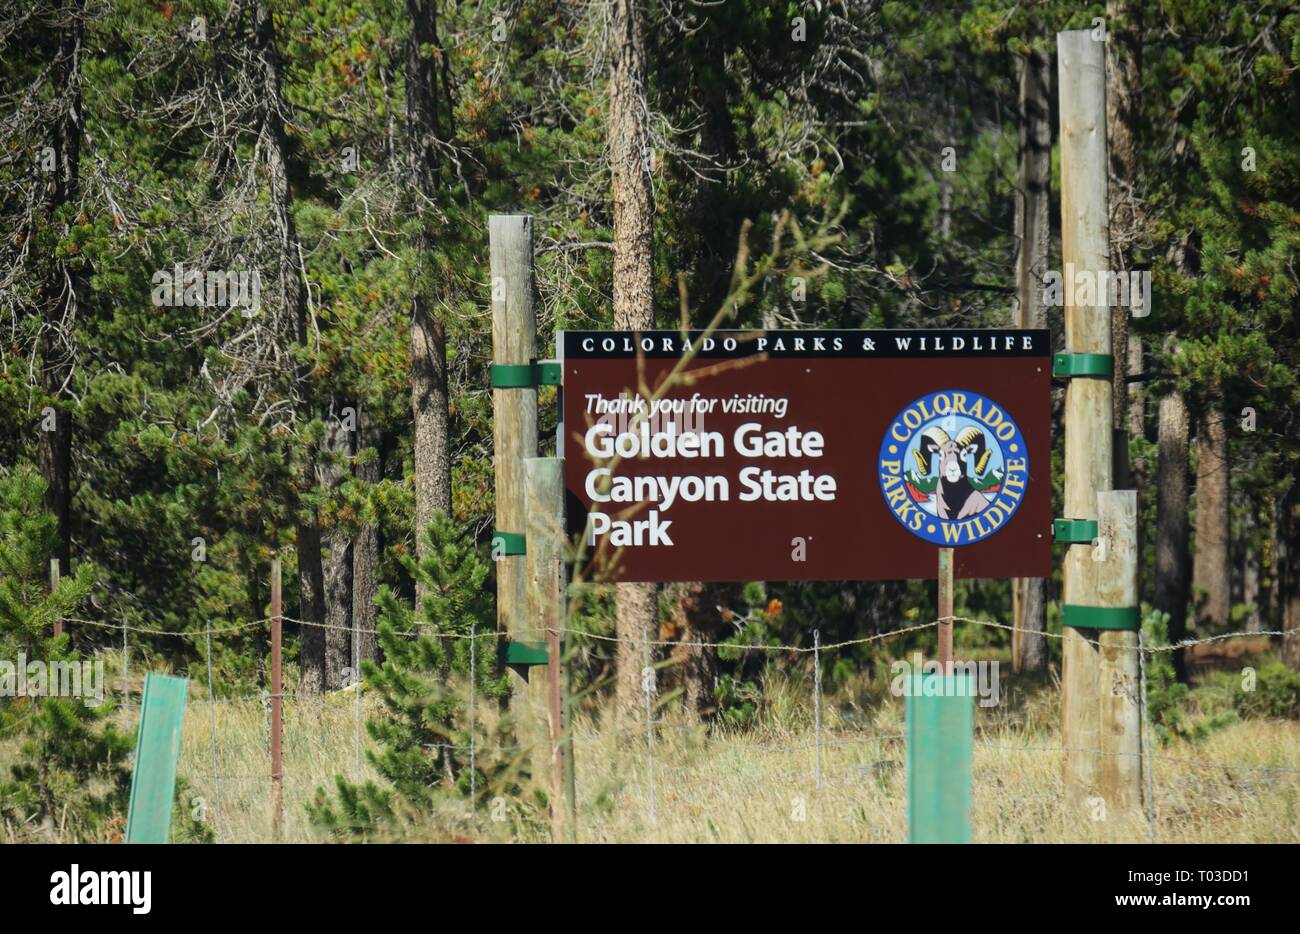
xmin=48 ymin=610 xmax=1300 ymax=843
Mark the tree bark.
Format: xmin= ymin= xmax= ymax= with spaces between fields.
xmin=1154 ymin=389 xmax=1191 ymax=681
xmin=1106 ymin=0 xmax=1142 ymax=453
xmin=352 ymin=410 xmax=382 ymax=663
xmin=252 ymin=1 xmax=328 ymax=692
xmin=406 ymin=0 xmax=454 ymax=581
xmin=1283 ymin=493 xmax=1300 ymax=670
xmin=1243 ymin=521 xmax=1261 ymax=634
xmin=608 ymin=0 xmax=658 ymax=723
xmin=37 ymin=1 xmax=85 ymax=577
xmin=297 ymin=517 xmax=328 ymax=694
xmin=1259 ymin=492 xmax=1279 ymax=633
xmin=609 ymin=0 xmax=654 ymax=323
xmin=667 ymin=584 xmax=729 ymax=718
xmin=1192 ymin=397 xmax=1230 ymax=629
xmin=321 ymin=410 xmax=353 ymax=690
xmin=1013 ymin=47 xmax=1050 ymax=671
xmin=410 ymin=305 xmax=451 ymax=538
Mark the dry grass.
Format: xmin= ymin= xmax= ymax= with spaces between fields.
xmin=6 ymin=656 xmax=1299 ymax=843
xmin=173 ymin=685 xmax=1300 ymax=844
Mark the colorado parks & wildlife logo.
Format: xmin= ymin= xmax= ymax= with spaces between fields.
xmin=877 ymin=389 xmax=1029 ymax=546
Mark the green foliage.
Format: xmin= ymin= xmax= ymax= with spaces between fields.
xmin=0 ymin=464 xmax=133 ymax=842
xmin=1233 ymin=663 xmax=1300 ymax=721
xmin=1141 ymin=609 xmax=1236 ymax=745
xmin=2 ymin=0 xmax=1298 ymax=818
xmin=309 ymin=514 xmax=528 ymax=839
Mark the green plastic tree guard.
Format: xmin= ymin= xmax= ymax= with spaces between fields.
xmin=906 ymin=671 xmax=973 ymax=843
xmin=125 ymin=673 xmax=189 ymax=844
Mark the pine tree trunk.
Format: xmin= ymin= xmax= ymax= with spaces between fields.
xmin=1243 ymin=523 xmax=1261 ymax=634
xmin=1263 ymin=492 xmax=1279 ymax=632
xmin=1282 ymin=493 xmax=1300 ymax=671
xmin=1013 ymin=46 xmax=1049 ymax=671
xmin=1106 ymin=0 xmax=1142 ymax=465
xmin=1192 ymin=397 xmax=1230 ymax=629
xmin=1154 ymin=389 xmax=1191 ymax=681
xmin=352 ymin=411 xmax=382 ymax=663
xmin=297 ymin=514 xmax=328 ymax=694
xmin=406 ymin=0 xmax=454 ymax=584
xmin=410 ymin=305 xmax=451 ymax=536
xmin=252 ymin=1 xmax=328 ymax=692
xmin=668 ymin=584 xmax=728 ymax=718
xmin=321 ymin=411 xmax=353 ymax=689
xmin=38 ymin=3 xmax=85 ymax=577
xmin=608 ymin=0 xmax=658 ymax=723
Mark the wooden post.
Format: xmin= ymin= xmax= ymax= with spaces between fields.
xmin=270 ymin=558 xmax=284 ymax=841
xmin=50 ymin=558 xmax=62 ymax=638
xmin=490 ymin=214 xmax=541 ymax=754
xmin=1011 ymin=580 xmax=1022 ymax=672
xmin=1096 ymin=491 xmax=1142 ymax=812
xmin=938 ymin=548 xmax=954 ymax=669
xmin=564 ymin=660 xmax=577 ymax=840
xmin=525 ymin=457 xmax=569 ymax=841
xmin=1058 ymin=30 xmax=1112 ymax=808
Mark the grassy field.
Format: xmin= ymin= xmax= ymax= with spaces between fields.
xmin=163 ymin=670 xmax=1300 ymax=844
xmin=5 ymin=655 xmax=1297 ymax=843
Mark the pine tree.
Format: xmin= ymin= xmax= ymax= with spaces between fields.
xmin=309 ymin=513 xmax=531 ymax=840
xmin=0 ymin=463 xmax=131 ymax=841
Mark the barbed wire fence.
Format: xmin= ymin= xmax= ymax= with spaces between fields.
xmin=55 ymin=611 xmax=1300 ymax=843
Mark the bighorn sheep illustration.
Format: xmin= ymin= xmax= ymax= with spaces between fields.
xmin=913 ymin=425 xmax=993 ymax=520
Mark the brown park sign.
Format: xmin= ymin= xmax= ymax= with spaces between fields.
xmin=561 ymin=329 xmax=1052 ymax=583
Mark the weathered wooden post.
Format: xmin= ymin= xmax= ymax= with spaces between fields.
xmin=489 ymin=214 xmax=542 ymax=759
xmin=1056 ymin=30 xmax=1142 ymax=814
xmin=1011 ymin=581 xmax=1022 ymax=672
xmin=1095 ymin=490 xmax=1141 ymax=810
xmin=938 ymin=548 xmax=954 ymax=668
xmin=270 ymin=558 xmax=284 ymax=840
xmin=525 ymin=457 xmax=570 ymax=840
xmin=1057 ymin=29 xmax=1110 ymax=808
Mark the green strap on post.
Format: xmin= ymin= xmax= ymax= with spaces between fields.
xmin=492 ymin=530 xmax=526 ymax=556
xmin=126 ymin=673 xmax=189 ymax=844
xmin=1062 ymin=605 xmax=1140 ymax=630
xmin=907 ymin=672 xmax=973 ymax=844
xmin=490 ymin=360 xmax=563 ymax=388
xmin=1052 ymin=352 xmax=1113 ymax=379
xmin=1053 ymin=518 xmax=1099 ymax=543
xmin=491 ymin=363 xmax=537 ymax=388
xmin=503 ymin=639 xmax=565 ymax=666
xmin=537 ymin=361 xmax=562 ymax=385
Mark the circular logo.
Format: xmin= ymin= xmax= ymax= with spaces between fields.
xmin=877 ymin=389 xmax=1029 ymax=546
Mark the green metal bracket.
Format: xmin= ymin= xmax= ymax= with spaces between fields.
xmin=126 ymin=673 xmax=189 ymax=844
xmin=1052 ymin=352 xmax=1113 ymax=379
xmin=1053 ymin=518 xmax=1099 ymax=543
xmin=1062 ymin=604 xmax=1140 ymax=630
xmin=491 ymin=531 xmax=526 ymax=556
xmin=502 ymin=639 xmax=565 ymax=666
xmin=537 ymin=361 xmax=563 ymax=386
xmin=491 ymin=360 xmax=563 ymax=388
xmin=907 ymin=673 xmax=972 ymax=844
xmin=491 ymin=363 xmax=537 ymax=388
